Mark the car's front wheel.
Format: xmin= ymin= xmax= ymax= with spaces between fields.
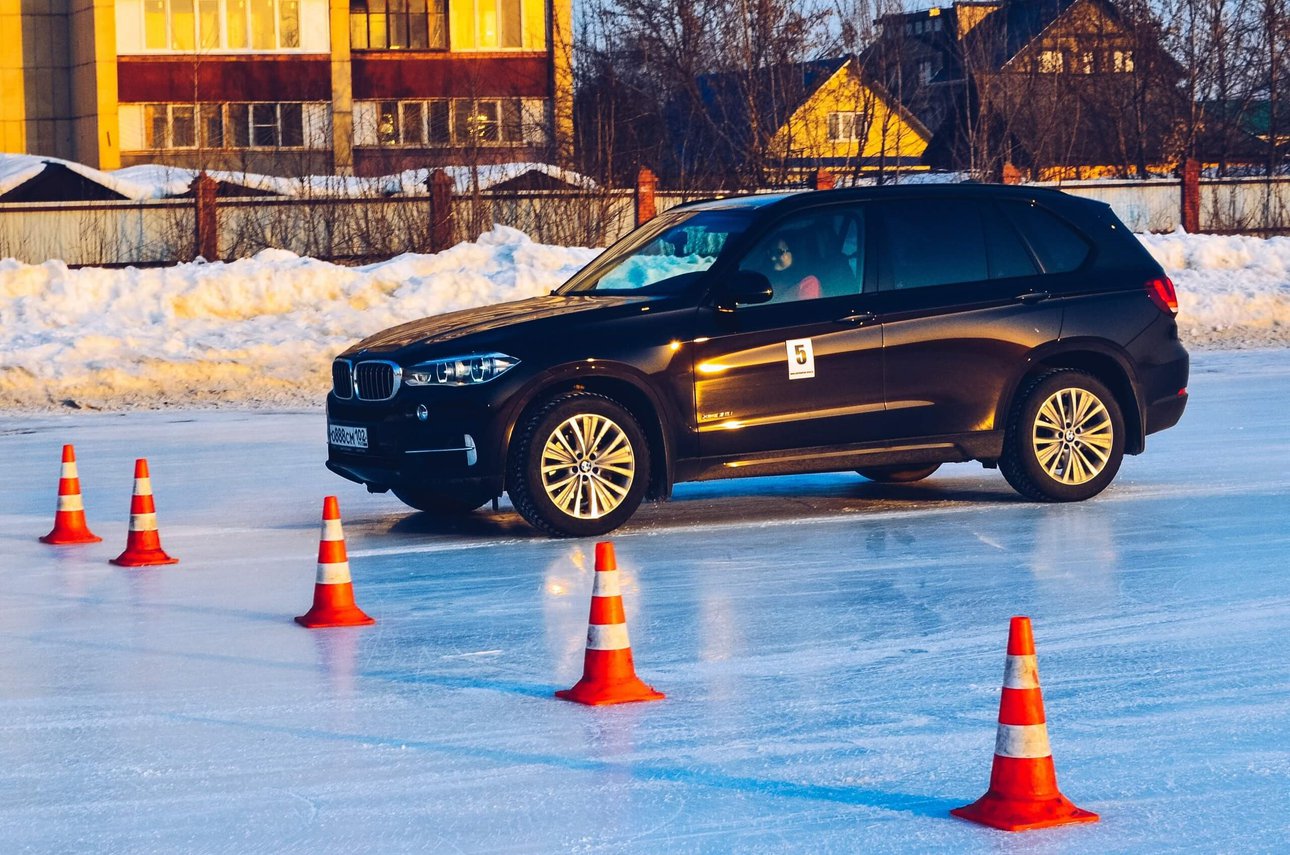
xmin=507 ymin=392 xmax=650 ymax=537
xmin=1000 ymin=369 xmax=1125 ymax=502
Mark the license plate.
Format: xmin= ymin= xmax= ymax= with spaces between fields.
xmin=328 ymin=423 xmax=368 ymax=450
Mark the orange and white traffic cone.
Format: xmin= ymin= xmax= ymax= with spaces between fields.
xmin=40 ymin=444 xmax=102 ymax=545
xmin=951 ymin=615 xmax=1099 ymax=832
xmin=295 ymin=496 xmax=375 ymax=629
xmin=109 ymin=458 xmax=178 ymax=567
xmin=556 ymin=541 xmax=664 ymax=706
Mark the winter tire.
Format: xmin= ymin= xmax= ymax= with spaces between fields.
xmin=507 ymin=392 xmax=650 ymax=537
xmin=1000 ymin=369 xmax=1125 ymax=502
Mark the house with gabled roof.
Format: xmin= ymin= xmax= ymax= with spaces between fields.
xmin=674 ymin=56 xmax=933 ymax=187
xmin=862 ymin=0 xmax=1195 ymax=178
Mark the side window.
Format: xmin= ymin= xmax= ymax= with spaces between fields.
xmin=1002 ymin=201 xmax=1091 ymax=273
xmin=983 ymin=202 xmax=1040 ymax=279
xmin=737 ymin=207 xmax=864 ymax=304
xmin=878 ymin=198 xmax=988 ymax=290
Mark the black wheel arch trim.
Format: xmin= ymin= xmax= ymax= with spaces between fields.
xmin=1000 ymin=339 xmax=1146 ymax=455
xmin=494 ymin=361 xmax=678 ymax=501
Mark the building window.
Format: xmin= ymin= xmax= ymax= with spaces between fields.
xmin=351 ymin=0 xmax=447 ymax=50
xmin=120 ymin=0 xmax=324 ymax=52
xmin=143 ymin=104 xmax=199 ymax=148
xmin=827 ymin=112 xmax=867 ymax=143
xmin=354 ymin=98 xmax=545 ymax=146
xmin=917 ymin=59 xmax=938 ymax=85
xmin=1112 ymin=49 xmax=1135 ymax=73
xmin=120 ymin=102 xmax=329 ymax=150
xmin=461 ymin=0 xmax=523 ymax=49
xmin=1037 ymin=50 xmax=1064 ymax=73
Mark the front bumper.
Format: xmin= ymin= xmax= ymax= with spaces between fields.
xmin=325 ymin=391 xmax=506 ymax=494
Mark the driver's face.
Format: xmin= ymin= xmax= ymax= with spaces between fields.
xmin=769 ymin=240 xmax=792 ymax=272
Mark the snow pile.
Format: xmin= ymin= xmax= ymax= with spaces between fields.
xmin=0 ymin=228 xmax=1286 ymax=411
xmin=1138 ymin=231 xmax=1290 ymax=347
xmin=0 ymin=227 xmax=597 ymax=410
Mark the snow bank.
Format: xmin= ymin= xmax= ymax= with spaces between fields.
xmin=0 ymin=228 xmax=1285 ymax=411
xmin=1138 ymin=231 xmax=1290 ymax=347
xmin=0 ymin=227 xmax=597 ymax=410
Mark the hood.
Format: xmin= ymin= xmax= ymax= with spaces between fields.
xmin=345 ymin=294 xmax=648 ymax=356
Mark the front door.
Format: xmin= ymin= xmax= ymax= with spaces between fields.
xmin=693 ymin=204 xmax=886 ymax=459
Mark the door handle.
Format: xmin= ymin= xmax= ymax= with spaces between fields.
xmin=1016 ymin=291 xmax=1052 ymax=304
xmin=835 ymin=312 xmax=877 ymax=325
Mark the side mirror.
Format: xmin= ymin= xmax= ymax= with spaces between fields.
xmin=715 ymin=270 xmax=773 ymax=310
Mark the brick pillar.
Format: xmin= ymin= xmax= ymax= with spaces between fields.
xmin=427 ymin=169 xmax=455 ymax=253
xmin=1001 ymin=162 xmax=1024 ymax=185
xmin=1180 ymin=157 xmax=1201 ymax=233
xmin=812 ymin=168 xmax=836 ymax=191
xmin=635 ymin=167 xmax=657 ymax=227
xmin=194 ymin=172 xmax=218 ymax=261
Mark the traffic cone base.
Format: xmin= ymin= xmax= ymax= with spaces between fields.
xmin=295 ymin=582 xmax=375 ymax=628
xmin=556 ymin=677 xmax=665 ymax=706
xmin=41 ymin=525 xmax=102 ymax=546
xmin=951 ymin=792 xmax=1098 ymax=832
xmin=556 ymin=541 xmax=664 ymax=706
xmin=41 ymin=445 xmax=101 ymax=545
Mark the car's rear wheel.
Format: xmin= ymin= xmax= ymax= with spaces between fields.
xmin=392 ymin=486 xmax=492 ymax=514
xmin=507 ymin=392 xmax=650 ymax=537
xmin=857 ymin=463 xmax=941 ymax=483
xmin=1000 ymin=369 xmax=1125 ymax=502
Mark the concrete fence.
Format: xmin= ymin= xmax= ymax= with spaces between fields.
xmin=1 ymin=170 xmax=1287 ymax=267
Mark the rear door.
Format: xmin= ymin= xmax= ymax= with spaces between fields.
xmin=692 ymin=204 xmax=886 ymax=458
xmin=871 ymin=196 xmax=1064 ymax=439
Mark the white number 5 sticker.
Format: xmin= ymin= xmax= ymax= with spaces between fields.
xmin=786 ymin=338 xmax=815 ymax=379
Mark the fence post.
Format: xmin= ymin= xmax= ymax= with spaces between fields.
xmin=1180 ymin=157 xmax=1201 ymax=233
xmin=1001 ymin=162 xmax=1024 ymax=185
xmin=427 ymin=169 xmax=455 ymax=252
xmin=813 ymin=168 xmax=836 ymax=191
xmin=635 ymin=167 xmax=657 ymax=227
xmin=194 ymin=172 xmax=218 ymax=261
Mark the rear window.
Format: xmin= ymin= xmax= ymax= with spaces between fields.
xmin=1002 ymin=201 xmax=1091 ymax=273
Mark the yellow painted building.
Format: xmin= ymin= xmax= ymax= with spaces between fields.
xmin=768 ymin=58 xmax=931 ymax=178
xmin=1 ymin=0 xmax=573 ymax=175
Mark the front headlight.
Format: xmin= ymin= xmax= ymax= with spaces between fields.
xmin=403 ymin=353 xmax=520 ymax=387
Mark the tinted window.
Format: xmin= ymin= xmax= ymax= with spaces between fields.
xmin=1003 ymin=202 xmax=1091 ymax=273
xmin=879 ymin=199 xmax=988 ymax=290
xmin=738 ymin=206 xmax=864 ymax=303
xmin=983 ymin=202 xmax=1040 ymax=279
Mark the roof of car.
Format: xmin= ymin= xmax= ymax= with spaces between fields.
xmin=672 ymin=182 xmax=1091 ymax=214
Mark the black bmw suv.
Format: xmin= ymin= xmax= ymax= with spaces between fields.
xmin=327 ymin=184 xmax=1188 ymax=536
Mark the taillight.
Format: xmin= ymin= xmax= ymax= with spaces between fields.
xmin=1146 ymin=276 xmax=1178 ymax=315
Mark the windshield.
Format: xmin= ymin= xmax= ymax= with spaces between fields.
xmin=561 ymin=209 xmax=753 ymax=294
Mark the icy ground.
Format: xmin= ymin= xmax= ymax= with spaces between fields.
xmin=1 ymin=227 xmax=1288 ymax=410
xmin=0 ymin=350 xmax=1286 ymax=853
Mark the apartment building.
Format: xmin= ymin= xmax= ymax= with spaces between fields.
xmin=0 ymin=0 xmax=574 ymax=175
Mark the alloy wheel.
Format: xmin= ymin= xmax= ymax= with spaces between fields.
xmin=1031 ymin=386 xmax=1115 ymax=485
xmin=540 ymin=413 xmax=636 ymax=519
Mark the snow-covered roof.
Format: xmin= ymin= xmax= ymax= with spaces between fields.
xmin=0 ymin=153 xmax=172 ymax=200
xmin=2 ymin=155 xmax=598 ymax=201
